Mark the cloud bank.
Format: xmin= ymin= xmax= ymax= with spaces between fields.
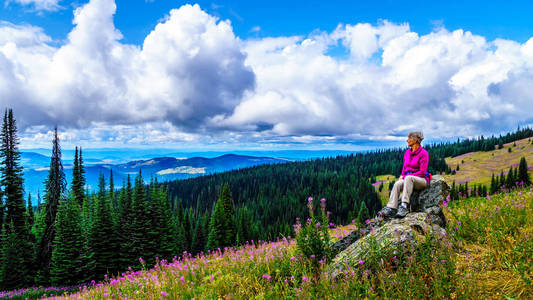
xmin=1 ymin=0 xmax=533 ymax=148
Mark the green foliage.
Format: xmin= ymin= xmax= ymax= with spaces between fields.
xmin=357 ymin=201 xmax=370 ymax=224
xmin=88 ymin=173 xmax=120 ymax=280
xmin=206 ymin=192 xmax=227 ymax=251
xmin=37 ymin=127 xmax=67 ymax=285
xmin=518 ymin=157 xmax=530 ymax=185
xmin=50 ymin=194 xmax=83 ymax=285
xmin=295 ymin=197 xmax=332 ymax=278
xmin=0 ymin=109 xmax=34 ymax=289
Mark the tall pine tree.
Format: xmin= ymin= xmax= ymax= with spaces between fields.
xmin=0 ymin=109 xmax=34 ymax=289
xmin=37 ymin=126 xmax=67 ymax=284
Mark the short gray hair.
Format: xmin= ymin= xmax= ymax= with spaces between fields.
xmin=408 ymin=131 xmax=424 ymax=143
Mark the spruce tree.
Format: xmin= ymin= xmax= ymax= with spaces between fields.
xmin=0 ymin=109 xmax=34 ymax=289
xmin=37 ymin=127 xmax=67 ymax=284
xmin=130 ymin=171 xmax=151 ymax=268
xmin=219 ymin=183 xmax=236 ymax=246
xmin=118 ymin=175 xmax=135 ymax=271
xmin=79 ymin=192 xmax=95 ymax=283
xmin=357 ymin=201 xmax=370 ymax=224
xmin=518 ymin=157 xmax=531 ymax=185
xmin=150 ymin=184 xmax=177 ymax=262
xmin=50 ymin=194 xmax=83 ymax=285
xmin=89 ymin=173 xmax=120 ymax=280
xmin=206 ymin=195 xmax=227 ymax=251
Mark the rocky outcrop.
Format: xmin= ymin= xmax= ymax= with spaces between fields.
xmin=328 ymin=175 xmax=450 ymax=278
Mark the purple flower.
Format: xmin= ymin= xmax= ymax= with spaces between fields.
xmin=308 ymin=197 xmax=313 ymax=204
xmin=365 ymin=219 xmax=370 ymax=224
xmin=262 ymin=274 xmax=271 ymax=280
xmin=358 ymin=260 xmax=365 ymax=265
xmin=310 ymin=254 xmax=316 ymax=259
xmin=161 ymin=291 xmax=168 ymax=296
xmin=302 ymin=276 xmax=309 ymax=282
xmin=315 ymin=222 xmax=321 ymax=227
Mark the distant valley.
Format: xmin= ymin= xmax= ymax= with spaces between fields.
xmin=21 ymin=153 xmax=291 ymax=203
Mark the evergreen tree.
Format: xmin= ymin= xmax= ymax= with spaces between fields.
xmin=518 ymin=157 xmax=531 ymax=185
xmin=130 ymin=171 xmax=151 ymax=268
xmin=506 ymin=166 xmax=515 ymax=188
xmin=78 ymin=192 xmax=95 ymax=283
xmin=191 ymin=213 xmax=208 ymax=254
xmin=0 ymin=109 xmax=34 ymax=289
xmin=149 ymin=184 xmax=177 ymax=262
xmin=37 ymin=127 xmax=67 ymax=284
xmin=27 ymin=194 xmax=34 ymax=228
xmin=357 ymin=201 xmax=370 ymax=224
xmin=118 ymin=175 xmax=135 ymax=271
xmin=71 ymin=147 xmax=82 ymax=207
xmin=206 ymin=194 xmax=227 ymax=251
xmin=89 ymin=173 xmax=120 ymax=280
xmin=499 ymin=171 xmax=505 ymax=191
xmin=219 ymin=183 xmax=236 ymax=246
xmin=50 ymin=194 xmax=83 ymax=285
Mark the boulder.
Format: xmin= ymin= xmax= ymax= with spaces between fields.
xmin=327 ymin=213 xmax=447 ymax=278
xmin=327 ymin=176 xmax=450 ymax=278
xmin=408 ymin=175 xmax=450 ymax=212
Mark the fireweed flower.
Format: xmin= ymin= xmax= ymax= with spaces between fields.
xmin=262 ymin=274 xmax=271 ymax=280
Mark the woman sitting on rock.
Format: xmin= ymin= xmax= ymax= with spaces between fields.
xmin=379 ymin=131 xmax=430 ymax=218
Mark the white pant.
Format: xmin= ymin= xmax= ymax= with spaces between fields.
xmin=387 ymin=175 xmax=428 ymax=209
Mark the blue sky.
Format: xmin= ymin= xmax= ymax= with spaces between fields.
xmin=1 ymin=0 xmax=533 ymax=150
xmin=3 ymin=1 xmax=533 ymax=45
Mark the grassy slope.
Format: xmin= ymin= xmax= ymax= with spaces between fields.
xmin=443 ymin=137 xmax=533 ymax=185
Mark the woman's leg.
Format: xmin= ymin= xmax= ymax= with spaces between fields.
xmin=386 ymin=179 xmax=404 ymax=209
xmin=400 ymin=175 xmax=428 ymax=204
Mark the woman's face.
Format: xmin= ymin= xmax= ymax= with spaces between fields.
xmin=407 ymin=136 xmax=417 ymax=147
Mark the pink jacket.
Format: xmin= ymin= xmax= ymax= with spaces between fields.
xmin=401 ymin=146 xmax=429 ymax=183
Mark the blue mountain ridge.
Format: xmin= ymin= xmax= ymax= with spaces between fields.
xmin=21 ymin=153 xmax=291 ymax=204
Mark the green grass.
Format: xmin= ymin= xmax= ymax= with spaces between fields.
xmin=444 ymin=137 xmax=533 ymax=185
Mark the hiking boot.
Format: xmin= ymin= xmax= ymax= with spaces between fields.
xmin=395 ymin=205 xmax=409 ymax=218
xmin=378 ymin=206 xmax=397 ymax=218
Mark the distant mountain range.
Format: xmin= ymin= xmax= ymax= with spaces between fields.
xmin=21 ymin=153 xmax=291 ymax=204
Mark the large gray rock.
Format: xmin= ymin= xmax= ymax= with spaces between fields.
xmin=327 ymin=176 xmax=450 ymax=278
xmin=408 ymin=175 xmax=450 ymax=212
xmin=328 ymin=213 xmax=447 ymax=278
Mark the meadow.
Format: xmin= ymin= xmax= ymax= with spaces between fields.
xmin=1 ymin=183 xmax=530 ymax=299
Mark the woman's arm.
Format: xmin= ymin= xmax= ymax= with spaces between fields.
xmin=400 ymin=150 xmax=408 ymax=178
